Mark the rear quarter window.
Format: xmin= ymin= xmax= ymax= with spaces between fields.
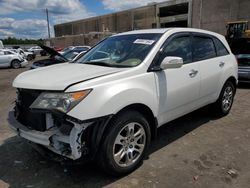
xmin=193 ymin=36 xmax=216 ymax=61
xmin=214 ymin=38 xmax=229 ymax=56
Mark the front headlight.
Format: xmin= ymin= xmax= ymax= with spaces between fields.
xmin=30 ymin=90 xmax=92 ymax=113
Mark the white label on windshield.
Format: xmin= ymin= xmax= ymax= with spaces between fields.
xmin=134 ymin=39 xmax=155 ymax=45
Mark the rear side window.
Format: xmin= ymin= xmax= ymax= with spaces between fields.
xmin=214 ymin=38 xmax=229 ymax=56
xmin=193 ymin=37 xmax=216 ymax=61
xmin=161 ymin=36 xmax=192 ymax=64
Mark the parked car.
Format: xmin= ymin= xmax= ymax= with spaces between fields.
xmin=27 ymin=46 xmax=43 ymax=55
xmin=30 ymin=45 xmax=85 ymax=69
xmin=9 ymin=28 xmax=237 ymax=175
xmin=60 ymin=46 xmax=91 ymax=54
xmin=10 ymin=48 xmax=36 ymax=61
xmin=54 ymin=47 xmax=63 ymax=52
xmin=236 ymin=54 xmax=250 ymax=82
xmin=0 ymin=49 xmax=28 ymax=68
xmin=22 ymin=49 xmax=36 ymax=61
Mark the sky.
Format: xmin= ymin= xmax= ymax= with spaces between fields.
xmin=0 ymin=0 xmax=166 ymax=39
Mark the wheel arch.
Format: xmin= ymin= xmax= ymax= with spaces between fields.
xmin=113 ymin=103 xmax=158 ymax=140
xmin=226 ymin=76 xmax=237 ymax=91
xmin=98 ymin=103 xmax=158 ymax=150
xmin=11 ymin=59 xmax=21 ymax=64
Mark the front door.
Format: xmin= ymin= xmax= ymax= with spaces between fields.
xmin=154 ymin=33 xmax=201 ymax=125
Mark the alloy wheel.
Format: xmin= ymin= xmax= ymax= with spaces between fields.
xmin=222 ymin=85 xmax=233 ymax=112
xmin=113 ymin=122 xmax=146 ymax=167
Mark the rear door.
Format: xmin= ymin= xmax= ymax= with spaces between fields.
xmin=192 ymin=34 xmax=223 ymax=104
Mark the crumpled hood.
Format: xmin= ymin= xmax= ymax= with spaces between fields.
xmin=13 ymin=63 xmax=124 ymax=90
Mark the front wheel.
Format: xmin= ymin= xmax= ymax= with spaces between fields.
xmin=27 ymin=55 xmax=32 ymax=61
xmin=98 ymin=110 xmax=151 ymax=176
xmin=11 ymin=60 xmax=21 ymax=69
xmin=213 ymin=81 xmax=235 ymax=116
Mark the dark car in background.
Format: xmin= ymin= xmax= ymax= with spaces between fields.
xmin=31 ymin=45 xmax=88 ymax=69
xmin=230 ymin=38 xmax=250 ymax=83
xmin=236 ymin=54 xmax=250 ymax=83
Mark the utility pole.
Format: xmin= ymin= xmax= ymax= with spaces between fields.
xmin=46 ymin=8 xmax=51 ymax=39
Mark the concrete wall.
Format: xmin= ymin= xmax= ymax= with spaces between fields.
xmin=52 ymin=0 xmax=250 ymax=47
xmin=192 ymin=0 xmax=250 ymax=35
xmin=54 ymin=5 xmax=156 ymax=37
xmin=49 ymin=32 xmax=113 ymax=48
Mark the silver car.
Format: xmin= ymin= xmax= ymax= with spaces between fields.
xmin=0 ymin=49 xmax=28 ymax=69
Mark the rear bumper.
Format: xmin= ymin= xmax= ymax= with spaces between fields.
xmin=238 ymin=70 xmax=250 ymax=82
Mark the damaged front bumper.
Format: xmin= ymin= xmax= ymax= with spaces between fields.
xmin=8 ymin=111 xmax=111 ymax=160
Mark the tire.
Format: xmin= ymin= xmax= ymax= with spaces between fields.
xmin=11 ymin=60 xmax=21 ymax=69
xmin=98 ymin=110 xmax=151 ymax=176
xmin=213 ymin=81 xmax=235 ymax=116
xmin=27 ymin=55 xmax=32 ymax=61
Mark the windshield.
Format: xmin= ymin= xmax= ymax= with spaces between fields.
xmin=63 ymin=51 xmax=79 ymax=60
xmin=62 ymin=47 xmax=73 ymax=54
xmin=75 ymin=33 xmax=162 ymax=68
xmin=54 ymin=55 xmax=67 ymax=62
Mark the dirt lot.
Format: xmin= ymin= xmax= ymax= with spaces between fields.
xmin=0 ymin=59 xmax=250 ymax=188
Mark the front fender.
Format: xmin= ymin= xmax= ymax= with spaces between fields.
xmin=67 ymin=73 xmax=158 ymax=121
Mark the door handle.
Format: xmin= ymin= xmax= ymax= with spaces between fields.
xmin=189 ymin=69 xmax=198 ymax=78
xmin=219 ymin=62 xmax=225 ymax=68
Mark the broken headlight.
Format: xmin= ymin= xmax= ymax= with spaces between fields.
xmin=30 ymin=90 xmax=92 ymax=113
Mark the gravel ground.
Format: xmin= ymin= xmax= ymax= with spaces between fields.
xmin=0 ymin=59 xmax=250 ymax=188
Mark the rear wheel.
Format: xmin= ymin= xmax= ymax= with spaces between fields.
xmin=99 ymin=110 xmax=151 ymax=176
xmin=213 ymin=81 xmax=235 ymax=116
xmin=11 ymin=60 xmax=21 ymax=69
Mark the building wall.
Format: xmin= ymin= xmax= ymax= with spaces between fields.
xmin=192 ymin=0 xmax=250 ymax=36
xmin=53 ymin=0 xmax=250 ymax=47
xmin=54 ymin=5 xmax=157 ymax=37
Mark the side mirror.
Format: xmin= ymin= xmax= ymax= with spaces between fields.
xmin=160 ymin=56 xmax=183 ymax=70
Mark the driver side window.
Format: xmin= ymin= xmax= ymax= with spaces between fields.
xmin=160 ymin=36 xmax=192 ymax=64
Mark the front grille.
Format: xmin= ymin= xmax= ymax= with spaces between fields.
xmin=15 ymin=89 xmax=46 ymax=131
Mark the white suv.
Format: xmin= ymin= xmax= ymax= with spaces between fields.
xmin=9 ymin=28 xmax=237 ymax=175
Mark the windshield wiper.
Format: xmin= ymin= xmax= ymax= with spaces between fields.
xmin=80 ymin=61 xmax=132 ymax=68
xmin=84 ymin=61 xmax=113 ymax=67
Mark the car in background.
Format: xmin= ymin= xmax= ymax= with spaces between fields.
xmin=10 ymin=49 xmax=36 ymax=61
xmin=27 ymin=46 xmax=43 ymax=55
xmin=60 ymin=46 xmax=91 ymax=54
xmin=236 ymin=54 xmax=250 ymax=82
xmin=54 ymin=47 xmax=63 ymax=52
xmin=0 ymin=49 xmax=28 ymax=68
xmin=30 ymin=45 xmax=87 ymax=69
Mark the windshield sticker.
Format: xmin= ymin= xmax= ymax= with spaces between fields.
xmin=134 ymin=39 xmax=155 ymax=45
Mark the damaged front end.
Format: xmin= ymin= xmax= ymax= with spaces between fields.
xmin=8 ymin=89 xmax=111 ymax=161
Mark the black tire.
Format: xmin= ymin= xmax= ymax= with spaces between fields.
xmin=98 ymin=110 xmax=151 ymax=176
xmin=11 ymin=60 xmax=21 ymax=69
xmin=213 ymin=81 xmax=235 ymax=116
xmin=27 ymin=55 xmax=32 ymax=61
